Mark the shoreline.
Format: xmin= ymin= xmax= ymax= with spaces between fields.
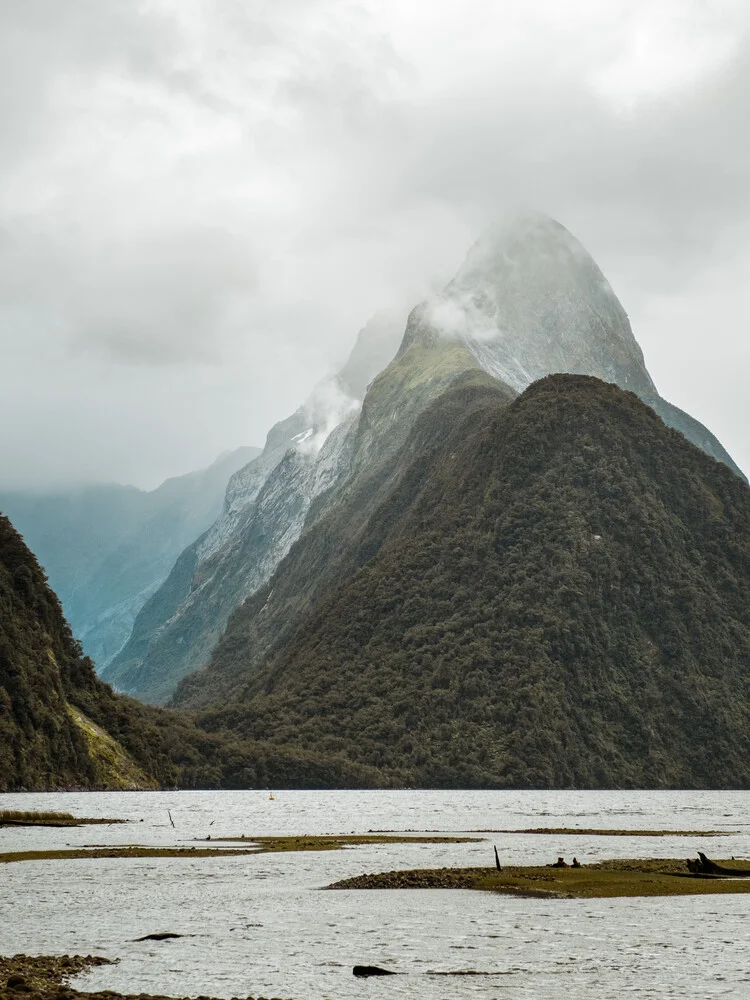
xmin=0 ymin=955 xmax=291 ymax=1000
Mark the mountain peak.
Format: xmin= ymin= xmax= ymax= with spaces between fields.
xmin=399 ymin=212 xmax=656 ymax=399
xmin=456 ymin=212 xmax=576 ymax=279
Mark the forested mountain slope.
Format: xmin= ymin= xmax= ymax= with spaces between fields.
xmin=0 ymin=512 xmax=386 ymax=791
xmin=187 ymin=376 xmax=750 ymax=788
xmin=175 ymin=370 xmax=513 ymax=708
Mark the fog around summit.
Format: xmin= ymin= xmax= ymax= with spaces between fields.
xmin=0 ymin=0 xmax=748 ymax=488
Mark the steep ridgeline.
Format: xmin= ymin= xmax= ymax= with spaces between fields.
xmin=0 ymin=512 xmax=387 ymax=791
xmin=0 ymin=447 xmax=258 ymax=670
xmin=176 ymin=372 xmax=513 ymax=708
xmin=112 ymin=215 xmax=744 ymax=707
xmin=184 ymin=376 xmax=750 ymax=789
xmin=104 ymin=311 xmax=416 ymax=703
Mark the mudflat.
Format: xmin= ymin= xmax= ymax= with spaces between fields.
xmin=0 ymin=847 xmax=262 ymax=864
xmin=0 ymin=834 xmax=479 ymax=865
xmin=210 ymin=833 xmax=481 ymax=851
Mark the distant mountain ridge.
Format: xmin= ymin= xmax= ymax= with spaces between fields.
xmin=107 ymin=215 xmax=744 ymax=706
xmin=0 ymin=446 xmax=259 ymax=669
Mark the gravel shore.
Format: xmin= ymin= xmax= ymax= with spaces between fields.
xmin=0 ymin=955 xmax=291 ymax=1000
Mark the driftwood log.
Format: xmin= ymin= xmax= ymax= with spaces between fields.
xmin=686 ymin=853 xmax=750 ymax=877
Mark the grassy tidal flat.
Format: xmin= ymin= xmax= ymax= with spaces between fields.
xmin=327 ymin=858 xmax=750 ymax=898
xmin=0 ymin=810 xmax=126 ymax=827
xmin=0 ymin=847 xmax=264 ymax=864
xmin=0 ymin=834 xmax=477 ymax=865
xmin=211 ymin=833 xmax=481 ymax=851
xmin=373 ymin=826 xmax=733 ymax=836
xmin=480 ymin=827 xmax=733 ymax=836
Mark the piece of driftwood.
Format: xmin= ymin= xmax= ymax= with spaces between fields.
xmin=686 ymin=853 xmax=750 ymax=877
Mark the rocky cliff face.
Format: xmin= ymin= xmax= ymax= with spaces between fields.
xmin=104 ymin=416 xmax=360 ymax=704
xmin=104 ymin=311 xmax=410 ymax=703
xmin=401 ymin=214 xmax=742 ymax=476
xmin=0 ymin=447 xmax=259 ymax=670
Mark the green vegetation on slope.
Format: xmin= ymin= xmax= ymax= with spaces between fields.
xmin=0 ymin=512 xmax=390 ymax=790
xmin=4 ymin=373 xmax=749 ymax=791
xmin=0 ymin=512 xmax=105 ymax=789
xmin=176 ymin=364 xmax=512 ymax=710
xmin=189 ymin=375 xmax=750 ymax=788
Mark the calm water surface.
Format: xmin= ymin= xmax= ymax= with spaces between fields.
xmin=1 ymin=790 xmax=748 ymax=999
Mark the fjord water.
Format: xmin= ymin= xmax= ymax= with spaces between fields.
xmin=1 ymin=790 xmax=748 ymax=999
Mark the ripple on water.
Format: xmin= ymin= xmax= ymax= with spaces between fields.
xmin=1 ymin=790 xmax=750 ymax=999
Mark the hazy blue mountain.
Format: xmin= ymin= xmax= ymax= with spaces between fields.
xmin=0 ymin=447 xmax=259 ymax=669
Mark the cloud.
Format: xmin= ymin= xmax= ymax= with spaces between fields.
xmin=0 ymin=0 xmax=748 ymax=488
xmin=295 ymin=377 xmax=360 ymax=457
xmin=420 ymin=295 xmax=499 ymax=346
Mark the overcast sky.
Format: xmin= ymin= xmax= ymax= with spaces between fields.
xmin=1 ymin=0 xmax=748 ymax=489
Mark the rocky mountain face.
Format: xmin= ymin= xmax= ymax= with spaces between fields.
xmin=104 ymin=311 xmax=419 ymax=703
xmin=402 ymin=214 xmax=743 ymax=475
xmin=111 ymin=215 xmax=744 ymax=707
xmin=0 ymin=447 xmax=258 ymax=670
xmin=401 ymin=214 xmax=656 ymax=396
xmin=183 ymin=376 xmax=750 ymax=788
xmin=0 ymin=511 xmax=387 ymax=791
xmin=177 ymin=370 xmax=511 ymax=709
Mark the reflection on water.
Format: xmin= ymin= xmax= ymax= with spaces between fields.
xmin=1 ymin=790 xmax=749 ymax=999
